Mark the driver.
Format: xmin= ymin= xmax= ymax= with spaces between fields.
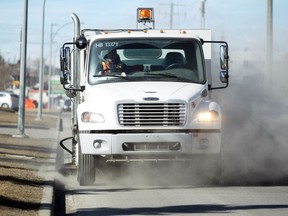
xmin=98 ymin=49 xmax=127 ymax=74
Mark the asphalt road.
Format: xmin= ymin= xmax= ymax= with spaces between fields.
xmin=54 ymin=109 xmax=288 ymax=216
xmin=65 ymin=184 xmax=288 ymax=216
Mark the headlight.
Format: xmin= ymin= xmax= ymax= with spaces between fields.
xmin=197 ymin=111 xmax=219 ymax=122
xmin=81 ymin=112 xmax=105 ymax=123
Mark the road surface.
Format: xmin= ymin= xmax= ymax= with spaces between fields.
xmin=64 ymin=184 xmax=288 ymax=216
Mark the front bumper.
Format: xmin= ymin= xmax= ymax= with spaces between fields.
xmin=78 ymin=131 xmax=221 ymax=156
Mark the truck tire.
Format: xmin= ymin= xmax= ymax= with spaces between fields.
xmin=78 ymin=146 xmax=96 ymax=186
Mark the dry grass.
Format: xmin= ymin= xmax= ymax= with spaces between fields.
xmin=0 ymin=109 xmax=58 ymax=216
xmin=0 ymin=164 xmax=43 ymax=216
xmin=0 ymin=108 xmax=57 ymax=128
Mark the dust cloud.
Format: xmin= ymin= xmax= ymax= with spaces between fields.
xmin=216 ymin=60 xmax=288 ymax=185
xmin=92 ymin=159 xmax=220 ymax=187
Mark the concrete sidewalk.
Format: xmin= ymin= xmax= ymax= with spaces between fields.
xmin=0 ymin=111 xmax=61 ymax=216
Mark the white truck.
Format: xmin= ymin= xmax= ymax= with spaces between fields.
xmin=60 ymin=8 xmax=229 ymax=186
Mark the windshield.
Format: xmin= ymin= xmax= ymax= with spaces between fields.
xmin=88 ymin=38 xmax=206 ymax=85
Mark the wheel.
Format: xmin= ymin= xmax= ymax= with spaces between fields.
xmin=1 ymin=103 xmax=9 ymax=108
xmin=78 ymin=146 xmax=96 ymax=186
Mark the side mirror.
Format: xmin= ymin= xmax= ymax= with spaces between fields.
xmin=59 ymin=40 xmax=86 ymax=95
xmin=220 ymin=45 xmax=228 ymax=70
xmin=202 ymin=40 xmax=229 ymax=90
xmin=60 ymin=46 xmax=71 ymax=85
xmin=60 ymin=46 xmax=71 ymax=72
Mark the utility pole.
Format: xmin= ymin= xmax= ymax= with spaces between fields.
xmin=37 ymin=0 xmax=46 ymax=120
xmin=169 ymin=2 xmax=174 ymax=29
xmin=200 ymin=0 xmax=206 ymax=29
xmin=160 ymin=2 xmax=185 ymax=29
xmin=266 ymin=0 xmax=273 ymax=86
xmin=14 ymin=0 xmax=28 ymax=138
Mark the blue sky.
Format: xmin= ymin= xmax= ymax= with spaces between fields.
xmin=0 ymin=0 xmax=287 ymax=64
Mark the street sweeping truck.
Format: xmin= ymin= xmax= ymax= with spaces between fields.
xmin=59 ymin=8 xmax=229 ymax=185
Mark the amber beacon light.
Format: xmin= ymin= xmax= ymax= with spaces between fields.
xmin=137 ymin=8 xmax=154 ymax=22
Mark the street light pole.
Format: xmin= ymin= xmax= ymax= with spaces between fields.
xmin=48 ymin=23 xmax=57 ymax=110
xmin=37 ymin=0 xmax=46 ymax=120
xmin=15 ymin=0 xmax=29 ymax=137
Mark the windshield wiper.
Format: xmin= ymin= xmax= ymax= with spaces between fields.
xmin=145 ymin=73 xmax=191 ymax=82
xmin=93 ymin=72 xmax=129 ymax=80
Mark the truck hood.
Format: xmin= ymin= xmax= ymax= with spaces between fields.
xmin=85 ymin=82 xmax=206 ymax=102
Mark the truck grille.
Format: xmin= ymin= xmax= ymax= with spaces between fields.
xmin=118 ymin=103 xmax=186 ymax=126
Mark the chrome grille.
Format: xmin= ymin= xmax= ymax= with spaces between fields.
xmin=118 ymin=103 xmax=186 ymax=126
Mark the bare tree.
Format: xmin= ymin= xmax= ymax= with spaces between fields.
xmin=0 ymin=55 xmax=14 ymax=90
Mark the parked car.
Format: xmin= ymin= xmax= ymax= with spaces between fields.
xmin=0 ymin=91 xmax=19 ymax=111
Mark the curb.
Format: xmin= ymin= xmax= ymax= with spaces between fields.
xmin=39 ymin=117 xmax=62 ymax=216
